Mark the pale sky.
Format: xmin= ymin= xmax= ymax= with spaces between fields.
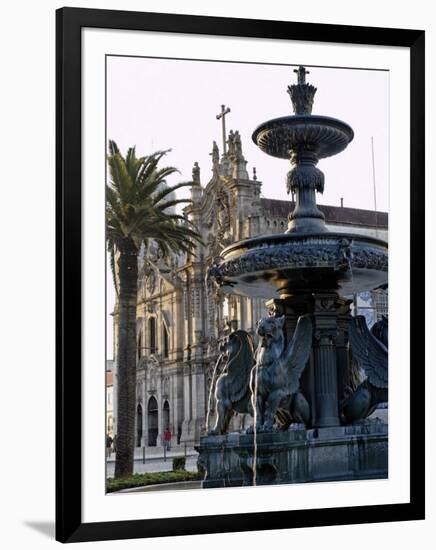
xmin=106 ymin=56 xmax=389 ymax=358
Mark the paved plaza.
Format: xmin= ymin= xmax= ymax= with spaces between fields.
xmin=106 ymin=446 xmax=199 ymax=478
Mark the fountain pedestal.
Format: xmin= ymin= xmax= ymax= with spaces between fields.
xmin=267 ymin=292 xmax=349 ymax=428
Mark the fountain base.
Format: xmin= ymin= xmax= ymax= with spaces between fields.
xmin=197 ymin=420 xmax=388 ymax=488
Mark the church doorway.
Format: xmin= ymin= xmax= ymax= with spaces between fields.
xmin=163 ymin=400 xmax=170 ymax=431
xmin=136 ymin=404 xmax=143 ymax=447
xmin=147 ymin=396 xmax=158 ymax=446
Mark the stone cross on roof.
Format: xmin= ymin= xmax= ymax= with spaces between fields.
xmin=216 ymin=104 xmax=231 ymax=154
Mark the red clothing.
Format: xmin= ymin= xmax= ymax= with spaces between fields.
xmin=164 ymin=430 xmax=172 ymax=441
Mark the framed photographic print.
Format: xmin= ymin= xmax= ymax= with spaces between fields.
xmin=56 ymin=7 xmax=425 ymax=543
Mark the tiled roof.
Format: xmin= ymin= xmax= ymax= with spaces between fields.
xmin=260 ymin=198 xmax=388 ymax=229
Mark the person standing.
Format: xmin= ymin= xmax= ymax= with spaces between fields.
xmin=163 ymin=428 xmax=172 ymax=452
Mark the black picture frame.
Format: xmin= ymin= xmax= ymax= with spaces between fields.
xmin=56 ymin=7 xmax=425 ymax=543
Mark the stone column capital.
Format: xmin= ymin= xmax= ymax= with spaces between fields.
xmin=314 ymin=328 xmax=338 ymax=343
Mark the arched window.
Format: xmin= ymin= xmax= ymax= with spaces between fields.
xmin=163 ymin=400 xmax=170 ymax=431
xmin=136 ymin=404 xmax=143 ymax=447
xmin=137 ymin=331 xmax=142 ymax=361
xmin=163 ymin=324 xmax=169 ymax=358
xmin=149 ymin=317 xmax=156 ymax=354
xmin=147 ymin=396 xmax=158 ymax=446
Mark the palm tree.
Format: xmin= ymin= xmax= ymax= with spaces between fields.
xmin=106 ymin=140 xmax=201 ymax=478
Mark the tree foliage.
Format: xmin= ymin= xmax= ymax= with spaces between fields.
xmin=106 ymin=140 xmax=201 ymax=286
xmin=106 ymin=140 xmax=201 ymax=478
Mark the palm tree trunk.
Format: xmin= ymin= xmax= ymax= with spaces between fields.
xmin=114 ymin=238 xmax=138 ymax=478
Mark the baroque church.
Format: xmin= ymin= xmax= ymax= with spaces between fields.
xmin=111 ymin=129 xmax=388 ymax=451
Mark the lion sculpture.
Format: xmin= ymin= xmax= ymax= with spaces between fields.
xmin=210 ymin=314 xmax=313 ymax=435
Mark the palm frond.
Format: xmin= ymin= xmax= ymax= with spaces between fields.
xmin=106 ymin=141 xmax=203 ymax=263
xmin=151 ymin=180 xmax=195 ymax=206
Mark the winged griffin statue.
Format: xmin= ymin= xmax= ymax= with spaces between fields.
xmin=342 ymin=315 xmax=388 ymax=424
xmin=210 ymin=314 xmax=313 ymax=435
xmin=251 ymin=315 xmax=313 ymax=432
xmin=209 ymin=330 xmax=255 ymax=435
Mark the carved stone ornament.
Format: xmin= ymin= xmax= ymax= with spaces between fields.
xmin=216 ymin=189 xmax=230 ymax=233
xmin=148 ymin=365 xmax=157 ymax=392
xmin=146 ymin=270 xmax=157 ymax=294
xmin=137 ymin=356 xmax=148 ymax=370
xmin=208 ymin=237 xmax=387 ymax=282
xmin=209 ymin=239 xmax=352 ymax=279
xmin=207 ymin=232 xmax=224 ymax=260
xmin=136 ymin=381 xmax=143 ymax=402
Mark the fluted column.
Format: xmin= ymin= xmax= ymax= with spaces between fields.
xmin=313 ymin=331 xmax=339 ymax=427
xmin=312 ymin=293 xmax=340 ymax=427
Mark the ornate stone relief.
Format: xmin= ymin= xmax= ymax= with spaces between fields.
xmin=208 ymin=238 xmax=387 ymax=281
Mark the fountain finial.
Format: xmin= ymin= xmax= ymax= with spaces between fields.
xmin=294 ymin=66 xmax=310 ymax=85
xmin=287 ymin=65 xmax=317 ymax=115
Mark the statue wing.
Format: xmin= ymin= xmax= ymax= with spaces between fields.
xmin=285 ymin=315 xmax=313 ymax=393
xmin=227 ymin=331 xmax=255 ymax=404
xmin=349 ymin=315 xmax=388 ymax=389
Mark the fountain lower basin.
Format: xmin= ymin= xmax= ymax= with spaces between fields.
xmin=208 ymin=232 xmax=388 ymax=299
xmin=198 ymin=422 xmax=388 ymax=488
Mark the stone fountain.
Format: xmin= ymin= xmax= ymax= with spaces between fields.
xmin=197 ymin=67 xmax=388 ymax=488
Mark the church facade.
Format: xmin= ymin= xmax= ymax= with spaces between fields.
xmin=111 ymin=130 xmax=388 ymax=450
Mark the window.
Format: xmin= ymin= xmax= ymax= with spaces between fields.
xmin=136 ymin=404 xmax=143 ymax=447
xmin=372 ymin=289 xmax=388 ymax=320
xmin=163 ymin=400 xmax=170 ymax=431
xmin=147 ymin=396 xmax=158 ymax=447
xmin=137 ymin=331 xmax=143 ymax=360
xmin=163 ymin=324 xmax=169 ymax=358
xmin=149 ymin=317 xmax=156 ymax=354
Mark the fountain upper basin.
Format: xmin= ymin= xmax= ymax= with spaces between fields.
xmin=208 ymin=232 xmax=388 ymax=299
xmin=252 ymin=115 xmax=354 ymax=159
